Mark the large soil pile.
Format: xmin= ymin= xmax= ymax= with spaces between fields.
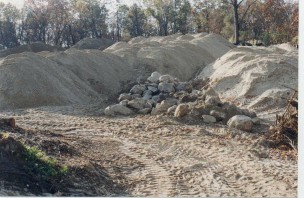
xmin=0 ymin=42 xmax=64 ymax=58
xmin=197 ymin=45 xmax=298 ymax=112
xmin=0 ymin=33 xmax=233 ymax=110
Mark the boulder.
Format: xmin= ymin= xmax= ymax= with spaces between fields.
xmin=148 ymin=99 xmax=157 ymax=107
xmin=180 ymin=94 xmax=198 ymax=103
xmin=136 ymin=75 xmax=146 ymax=84
xmin=174 ymin=104 xmax=189 ymax=118
xmin=210 ymin=110 xmax=226 ymax=121
xmin=130 ymin=85 xmax=146 ymax=95
xmin=147 ymin=86 xmax=159 ymax=94
xmin=151 ymin=98 xmax=178 ymax=115
xmin=175 ymin=82 xmax=192 ymax=93
xmin=202 ymin=87 xmax=219 ymax=100
xmin=158 ymin=82 xmax=175 ymax=93
xmin=205 ymin=95 xmax=221 ymax=106
xmin=252 ymin=117 xmax=261 ymax=125
xmin=104 ymin=104 xmax=134 ymax=116
xmin=119 ymin=100 xmax=129 ymax=106
xmin=143 ymin=90 xmax=153 ymax=100
xmin=227 ymin=115 xmax=253 ymax=132
xmin=118 ymin=93 xmax=132 ymax=102
xmin=147 ymin=71 xmax=162 ymax=83
xmin=202 ymin=115 xmax=217 ymax=123
xmin=128 ymin=98 xmax=152 ymax=111
xmin=132 ymin=94 xmax=142 ymax=99
xmin=138 ymin=108 xmax=152 ymax=114
xmin=159 ymin=75 xmax=175 ymax=83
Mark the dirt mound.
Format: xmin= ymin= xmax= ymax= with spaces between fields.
xmin=71 ymin=38 xmax=114 ymax=50
xmin=0 ymin=42 xmax=64 ymax=58
xmin=197 ymin=46 xmax=298 ymax=111
xmin=0 ymin=33 xmax=233 ymax=110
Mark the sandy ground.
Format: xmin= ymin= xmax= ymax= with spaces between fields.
xmin=0 ymin=105 xmax=297 ymax=197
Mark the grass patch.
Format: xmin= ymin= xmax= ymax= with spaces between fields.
xmin=24 ymin=145 xmax=69 ymax=178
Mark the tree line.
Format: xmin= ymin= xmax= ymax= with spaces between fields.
xmin=0 ymin=0 xmax=298 ymax=49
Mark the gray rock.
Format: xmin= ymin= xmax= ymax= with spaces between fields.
xmin=175 ymin=82 xmax=193 ymax=93
xmin=227 ymin=115 xmax=253 ymax=132
xmin=159 ymin=74 xmax=175 ymax=83
xmin=130 ymin=84 xmax=146 ymax=95
xmin=138 ymin=108 xmax=152 ymax=114
xmin=147 ymin=86 xmax=159 ymax=94
xmin=132 ymin=94 xmax=142 ymax=99
xmin=202 ymin=115 xmax=217 ymax=123
xmin=147 ymin=71 xmax=162 ymax=83
xmin=128 ymin=98 xmax=152 ymax=110
xmin=104 ymin=104 xmax=134 ymax=116
xmin=151 ymin=95 xmax=160 ymax=103
xmin=205 ymin=95 xmax=221 ymax=106
xmin=252 ymin=117 xmax=260 ymax=125
xmin=202 ymin=87 xmax=219 ymax=100
xmin=174 ymin=104 xmax=189 ymax=118
xmin=119 ymin=100 xmax=129 ymax=106
xmin=210 ymin=110 xmax=226 ymax=121
xmin=167 ymin=105 xmax=177 ymax=115
xmin=118 ymin=93 xmax=132 ymax=102
xmin=143 ymin=90 xmax=153 ymax=99
xmin=241 ymin=109 xmax=257 ymax=118
xmin=158 ymin=82 xmax=175 ymax=93
xmin=148 ymin=99 xmax=157 ymax=107
xmin=151 ymin=98 xmax=178 ymax=115
xmin=180 ymin=94 xmax=198 ymax=103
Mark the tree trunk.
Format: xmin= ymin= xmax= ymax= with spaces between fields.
xmin=232 ymin=1 xmax=240 ymax=45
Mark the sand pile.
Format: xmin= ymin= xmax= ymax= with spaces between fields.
xmin=197 ymin=46 xmax=298 ymax=112
xmin=71 ymin=38 xmax=114 ymax=50
xmin=0 ymin=42 xmax=64 ymax=58
xmin=104 ymin=33 xmax=234 ymax=81
xmin=0 ymin=33 xmax=234 ymax=110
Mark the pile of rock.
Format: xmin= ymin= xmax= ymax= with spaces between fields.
xmin=104 ymin=72 xmax=259 ymax=132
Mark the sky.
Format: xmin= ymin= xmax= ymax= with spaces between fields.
xmin=0 ymin=0 xmax=138 ymax=9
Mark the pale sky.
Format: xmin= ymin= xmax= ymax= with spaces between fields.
xmin=0 ymin=0 xmax=137 ymax=9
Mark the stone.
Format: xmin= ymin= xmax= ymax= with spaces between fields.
xmin=130 ymin=84 xmax=146 ymax=95
xmin=180 ymin=94 xmax=198 ymax=103
xmin=104 ymin=104 xmax=134 ymax=116
xmin=147 ymin=71 xmax=162 ymax=83
xmin=241 ymin=109 xmax=257 ymax=118
xmin=159 ymin=74 xmax=175 ymax=83
xmin=132 ymin=94 xmax=142 ymax=99
xmin=174 ymin=104 xmax=189 ymax=118
xmin=143 ymin=90 xmax=153 ymax=100
xmin=147 ymin=99 xmax=157 ymax=107
xmin=147 ymin=86 xmax=159 ymax=94
xmin=202 ymin=115 xmax=217 ymax=123
xmin=167 ymin=105 xmax=177 ymax=115
xmin=158 ymin=82 xmax=175 ymax=93
xmin=205 ymin=95 xmax=221 ymax=106
xmin=151 ymin=95 xmax=160 ymax=102
xmin=175 ymin=82 xmax=193 ymax=93
xmin=252 ymin=117 xmax=261 ymax=125
xmin=128 ymin=98 xmax=152 ymax=111
xmin=119 ymin=100 xmax=129 ymax=106
xmin=227 ymin=115 xmax=253 ymax=132
xmin=138 ymin=108 xmax=152 ymax=114
xmin=118 ymin=93 xmax=132 ymax=102
xmin=151 ymin=98 xmax=178 ymax=115
xmin=210 ymin=110 xmax=226 ymax=121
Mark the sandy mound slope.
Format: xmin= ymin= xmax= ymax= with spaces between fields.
xmin=71 ymin=38 xmax=114 ymax=50
xmin=197 ymin=46 xmax=298 ymax=111
xmin=0 ymin=42 xmax=64 ymax=58
xmin=0 ymin=33 xmax=233 ymax=110
xmin=104 ymin=33 xmax=234 ymax=81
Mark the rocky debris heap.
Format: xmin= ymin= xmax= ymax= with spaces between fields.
xmin=104 ymin=72 xmax=259 ymax=132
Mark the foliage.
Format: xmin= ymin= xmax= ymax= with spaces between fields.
xmin=24 ymin=145 xmax=69 ymax=178
xmin=0 ymin=0 xmax=299 ymax=48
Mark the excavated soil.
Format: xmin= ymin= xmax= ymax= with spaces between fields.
xmin=0 ymin=105 xmax=297 ymax=197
